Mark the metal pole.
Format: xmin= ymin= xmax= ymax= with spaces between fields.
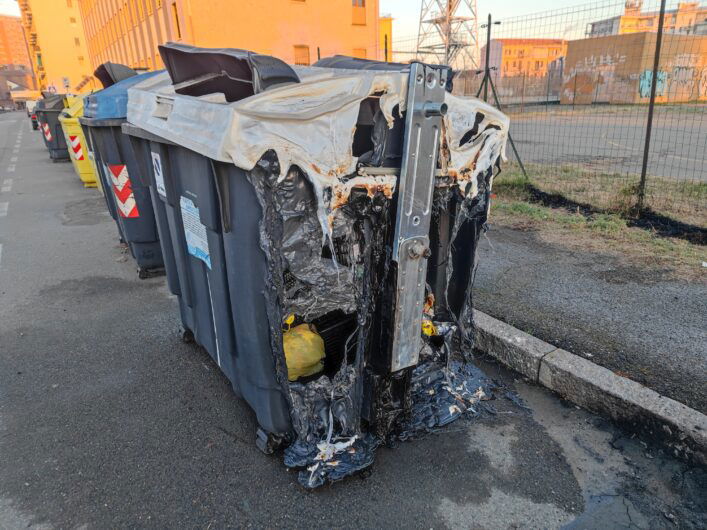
xmin=637 ymin=0 xmax=666 ymax=213
xmin=546 ymin=69 xmax=551 ymax=112
xmin=483 ymin=13 xmax=491 ymax=102
xmin=384 ymin=34 xmax=388 ymax=62
xmin=317 ymin=47 xmax=321 ymax=61
xmin=521 ymin=71 xmax=526 ymax=113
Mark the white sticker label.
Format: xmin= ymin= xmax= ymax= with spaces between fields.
xmin=151 ymin=151 xmax=166 ymax=198
xmin=180 ymin=196 xmax=211 ymax=269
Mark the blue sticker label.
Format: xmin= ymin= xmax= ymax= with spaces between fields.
xmin=180 ymin=196 xmax=211 ymax=269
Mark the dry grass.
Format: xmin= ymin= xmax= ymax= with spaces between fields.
xmin=490 ymin=174 xmax=707 ymax=282
xmin=501 ymin=163 xmax=707 ymax=228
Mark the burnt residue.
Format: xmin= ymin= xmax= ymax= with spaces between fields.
xmin=244 ymin=89 xmax=504 ymax=487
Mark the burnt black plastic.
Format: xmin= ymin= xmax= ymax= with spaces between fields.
xmin=158 ymin=42 xmax=300 ymax=102
xmin=93 ymin=62 xmax=138 ymax=88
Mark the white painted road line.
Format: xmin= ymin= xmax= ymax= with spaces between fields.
xmin=0 ymin=202 xmax=8 ymax=217
xmin=7 ymin=165 xmax=15 ymax=172
xmin=10 ymin=156 xmax=17 ymax=162
xmin=0 ymin=243 xmax=3 ymax=268
xmin=2 ymin=179 xmax=12 ymax=192
xmin=12 ymin=148 xmax=19 ymax=154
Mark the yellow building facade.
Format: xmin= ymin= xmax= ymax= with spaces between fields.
xmin=76 ymin=0 xmax=384 ymax=72
xmin=0 ymin=15 xmax=32 ymax=68
xmin=18 ymin=0 xmax=99 ymax=92
xmin=379 ymin=15 xmax=392 ymax=62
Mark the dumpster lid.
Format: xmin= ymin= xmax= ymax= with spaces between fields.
xmin=84 ymin=70 xmax=163 ymax=120
xmin=94 ymin=62 xmax=138 ymax=88
xmin=315 ymin=55 xmax=454 ymax=92
xmin=314 ymin=55 xmax=411 ymax=71
xmin=60 ymin=95 xmax=84 ymax=119
xmin=158 ymin=42 xmax=300 ymax=102
xmin=36 ymin=94 xmax=67 ymax=111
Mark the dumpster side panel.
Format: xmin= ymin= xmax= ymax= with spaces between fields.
xmin=219 ymin=163 xmax=292 ymax=435
xmin=90 ymin=124 xmax=163 ymax=271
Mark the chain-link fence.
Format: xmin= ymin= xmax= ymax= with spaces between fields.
xmin=395 ymin=0 xmax=707 ymax=229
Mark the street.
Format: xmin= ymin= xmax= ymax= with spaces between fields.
xmin=509 ymin=106 xmax=707 ymax=181
xmin=0 ymin=111 xmax=704 ymax=528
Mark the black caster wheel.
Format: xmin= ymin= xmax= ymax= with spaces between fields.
xmin=180 ymin=327 xmax=195 ymax=344
xmin=255 ymin=427 xmax=286 ymax=455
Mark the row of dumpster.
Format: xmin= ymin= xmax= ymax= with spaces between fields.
xmin=34 ymin=44 xmax=510 ymax=488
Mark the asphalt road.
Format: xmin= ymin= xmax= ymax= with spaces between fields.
xmin=0 ymin=111 xmax=705 ymax=528
xmin=474 ymin=226 xmax=707 ymax=414
xmin=509 ymin=107 xmax=707 ymax=181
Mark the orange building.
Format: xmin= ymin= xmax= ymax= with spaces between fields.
xmin=588 ymin=1 xmax=707 ymax=37
xmin=18 ymin=0 xmax=99 ymax=92
xmin=76 ymin=0 xmax=383 ymax=71
xmin=0 ymin=15 xmax=32 ymax=69
xmin=481 ymin=38 xmax=567 ymax=78
xmin=379 ymin=15 xmax=392 ymax=62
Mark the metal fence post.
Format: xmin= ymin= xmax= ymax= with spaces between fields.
xmin=637 ymin=0 xmax=667 ymax=214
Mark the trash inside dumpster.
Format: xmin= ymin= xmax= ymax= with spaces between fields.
xmin=59 ymin=96 xmax=98 ymax=188
xmin=35 ymin=94 xmax=70 ymax=161
xmin=127 ymin=43 xmax=509 ymax=487
xmin=81 ymin=65 xmax=165 ymax=277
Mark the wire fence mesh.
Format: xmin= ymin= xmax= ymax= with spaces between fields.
xmin=394 ymin=0 xmax=707 ymax=229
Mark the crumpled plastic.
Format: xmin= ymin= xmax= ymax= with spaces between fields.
xmin=283 ymin=337 xmax=493 ymax=488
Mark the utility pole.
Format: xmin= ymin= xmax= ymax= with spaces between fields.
xmin=416 ymin=0 xmax=479 ymax=68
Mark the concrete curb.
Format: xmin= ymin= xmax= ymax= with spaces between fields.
xmin=473 ymin=309 xmax=707 ymax=465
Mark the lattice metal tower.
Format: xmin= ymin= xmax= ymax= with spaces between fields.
xmin=416 ymin=0 xmax=480 ymax=69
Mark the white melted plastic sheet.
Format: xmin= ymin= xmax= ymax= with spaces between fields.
xmin=127 ymin=67 xmax=508 ymax=237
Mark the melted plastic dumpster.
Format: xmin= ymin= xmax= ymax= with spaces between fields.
xmin=126 ymin=43 xmax=509 ymax=487
xmin=35 ymin=94 xmax=70 ymax=161
xmin=81 ymin=65 xmax=164 ymax=277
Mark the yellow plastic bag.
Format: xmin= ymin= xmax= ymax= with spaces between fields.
xmin=283 ymin=324 xmax=325 ymax=381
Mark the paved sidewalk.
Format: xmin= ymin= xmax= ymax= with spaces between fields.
xmin=474 ymin=225 xmax=707 ymax=413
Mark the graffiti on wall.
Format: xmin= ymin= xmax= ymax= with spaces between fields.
xmin=639 ymin=70 xmax=667 ymax=98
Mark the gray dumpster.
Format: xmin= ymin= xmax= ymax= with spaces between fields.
xmin=35 ymin=94 xmax=69 ymax=161
xmin=126 ymin=43 xmax=510 ymax=487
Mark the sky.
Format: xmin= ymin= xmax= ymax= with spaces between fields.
xmin=0 ymin=0 xmax=599 ymax=21
xmin=380 ymin=0 xmax=596 ymax=38
xmin=0 ymin=0 xmax=19 ymax=16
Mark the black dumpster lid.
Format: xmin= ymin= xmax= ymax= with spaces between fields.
xmin=94 ymin=62 xmax=138 ymax=88
xmin=314 ymin=55 xmax=454 ymax=92
xmin=158 ymin=42 xmax=300 ymax=102
xmin=36 ymin=94 xmax=66 ymax=110
xmin=314 ymin=55 xmax=411 ymax=71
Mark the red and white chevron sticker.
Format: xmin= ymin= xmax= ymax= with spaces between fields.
xmin=41 ymin=122 xmax=52 ymax=142
xmin=107 ymin=164 xmax=139 ymax=218
xmin=69 ymin=135 xmax=84 ymax=160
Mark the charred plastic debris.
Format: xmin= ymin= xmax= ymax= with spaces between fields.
xmin=126 ymin=45 xmax=509 ymax=488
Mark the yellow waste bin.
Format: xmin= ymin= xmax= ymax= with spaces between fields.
xmin=58 ymin=96 xmax=98 ymax=188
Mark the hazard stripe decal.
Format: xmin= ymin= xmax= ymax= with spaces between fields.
xmin=106 ymin=163 xmax=139 ymax=218
xmin=69 ymin=135 xmax=84 ymax=161
xmin=42 ymin=122 xmax=52 ymax=142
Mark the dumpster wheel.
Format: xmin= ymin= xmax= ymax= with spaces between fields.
xmin=180 ymin=327 xmax=195 ymax=344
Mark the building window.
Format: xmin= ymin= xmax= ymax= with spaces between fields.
xmin=353 ymin=48 xmax=367 ymax=59
xmin=171 ymin=2 xmax=182 ymax=39
xmin=74 ymin=37 xmax=81 ymax=46
xmin=69 ymin=17 xmax=76 ymax=24
xmin=294 ymin=45 xmax=310 ymax=65
xmin=66 ymin=0 xmax=72 ymax=7
xmin=78 ymin=56 xmax=84 ymax=65
xmin=352 ymin=0 xmax=366 ymax=25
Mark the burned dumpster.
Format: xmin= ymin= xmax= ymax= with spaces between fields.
xmin=126 ymin=44 xmax=509 ymax=487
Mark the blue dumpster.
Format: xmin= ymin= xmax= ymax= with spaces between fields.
xmin=80 ymin=68 xmax=165 ymax=278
